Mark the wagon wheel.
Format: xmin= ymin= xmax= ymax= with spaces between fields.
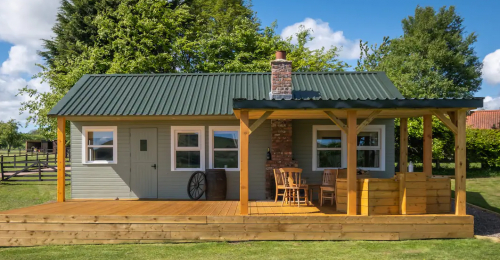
xmin=187 ymin=171 xmax=206 ymax=200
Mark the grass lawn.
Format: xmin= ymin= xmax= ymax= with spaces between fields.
xmin=452 ymin=176 xmax=500 ymax=214
xmin=1 ymin=239 xmax=500 ymax=260
xmin=0 ymin=182 xmax=70 ymax=211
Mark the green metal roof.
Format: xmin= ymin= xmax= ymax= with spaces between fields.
xmin=48 ymin=71 xmax=404 ymax=116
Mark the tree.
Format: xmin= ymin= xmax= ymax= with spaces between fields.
xmin=357 ymin=6 xmax=483 ymax=167
xmin=0 ymin=120 xmax=23 ymax=155
xmin=20 ymin=0 xmax=349 ymax=137
xmin=357 ymin=6 xmax=482 ymax=98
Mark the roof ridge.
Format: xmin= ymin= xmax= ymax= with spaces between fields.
xmin=84 ymin=71 xmax=385 ymax=77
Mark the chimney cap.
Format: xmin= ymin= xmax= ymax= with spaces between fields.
xmin=275 ymin=51 xmax=287 ymax=60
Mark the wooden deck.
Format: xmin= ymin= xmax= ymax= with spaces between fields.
xmin=0 ymin=200 xmax=341 ymax=216
xmin=0 ymin=200 xmax=474 ymax=246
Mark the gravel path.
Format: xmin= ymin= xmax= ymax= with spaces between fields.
xmin=452 ymin=199 xmax=500 ymax=238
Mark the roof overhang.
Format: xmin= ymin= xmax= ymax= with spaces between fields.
xmin=232 ymin=98 xmax=484 ymax=119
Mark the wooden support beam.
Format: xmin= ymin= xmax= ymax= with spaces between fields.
xmin=399 ymin=118 xmax=408 ymax=174
xmin=249 ymin=111 xmax=273 ymax=134
xmin=357 ymin=110 xmax=381 ymax=134
xmin=239 ymin=111 xmax=250 ymax=215
xmin=455 ymin=109 xmax=467 ymax=215
xmin=346 ymin=110 xmax=357 ymax=215
xmin=399 ymin=118 xmax=409 ymax=215
xmin=423 ymin=115 xmax=433 ymax=177
xmin=324 ymin=111 xmax=348 ymax=134
xmin=57 ymin=117 xmax=66 ymax=202
xmin=432 ymin=110 xmax=458 ymax=135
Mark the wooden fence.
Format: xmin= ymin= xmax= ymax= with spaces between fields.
xmin=0 ymin=149 xmax=70 ymax=182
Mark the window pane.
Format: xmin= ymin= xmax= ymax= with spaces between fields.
xmin=357 ymin=150 xmax=380 ymax=168
xmin=140 ymin=140 xmax=147 ymax=151
xmin=214 ymin=131 xmax=238 ymax=148
xmin=357 ymin=131 xmax=379 ymax=146
xmin=177 ymin=133 xmax=199 ymax=147
xmin=176 ymin=151 xmax=200 ymax=168
xmin=317 ymin=130 xmax=342 ymax=148
xmin=88 ymin=131 xmax=113 ymax=145
xmin=88 ymin=147 xmax=113 ymax=161
xmin=214 ymin=151 xmax=238 ymax=168
xmin=317 ymin=150 xmax=341 ymax=168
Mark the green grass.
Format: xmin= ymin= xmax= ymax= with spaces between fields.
xmin=0 ymin=182 xmax=70 ymax=211
xmin=1 ymin=240 xmax=500 ymax=260
xmin=452 ymin=176 xmax=500 ymax=214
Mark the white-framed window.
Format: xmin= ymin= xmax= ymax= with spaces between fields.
xmin=209 ymin=126 xmax=240 ymax=171
xmin=312 ymin=125 xmax=385 ymax=171
xmin=171 ymin=126 xmax=205 ymax=171
xmin=82 ymin=126 xmax=117 ymax=164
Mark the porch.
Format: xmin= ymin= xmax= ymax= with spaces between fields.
xmin=0 ymin=200 xmax=473 ymax=246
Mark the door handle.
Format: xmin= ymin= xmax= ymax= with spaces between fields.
xmin=151 ymin=164 xmax=157 ymax=169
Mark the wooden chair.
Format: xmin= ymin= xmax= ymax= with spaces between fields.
xmin=320 ymin=169 xmax=337 ymax=206
xmin=279 ymin=167 xmax=309 ymax=207
xmin=273 ymin=169 xmax=286 ymax=203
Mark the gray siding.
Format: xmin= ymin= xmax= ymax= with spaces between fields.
xmin=292 ymin=119 xmax=395 ymax=184
xmin=71 ymin=120 xmax=270 ymax=200
xmin=71 ymin=118 xmax=395 ymax=200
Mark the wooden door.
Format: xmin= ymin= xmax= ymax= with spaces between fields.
xmin=130 ymin=128 xmax=158 ymax=198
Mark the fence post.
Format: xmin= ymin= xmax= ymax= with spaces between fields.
xmin=46 ymin=152 xmax=49 ymax=166
xmin=1 ymin=155 xmax=3 ymax=181
xmin=13 ymin=154 xmax=16 ymax=168
xmin=25 ymin=154 xmax=28 ymax=168
xmin=38 ymin=160 xmax=42 ymax=181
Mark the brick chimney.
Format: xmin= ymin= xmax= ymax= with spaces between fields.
xmin=270 ymin=51 xmax=292 ymax=100
xmin=265 ymin=51 xmax=298 ymax=199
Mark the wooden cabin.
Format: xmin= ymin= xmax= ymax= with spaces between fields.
xmin=0 ymin=51 xmax=483 ymax=246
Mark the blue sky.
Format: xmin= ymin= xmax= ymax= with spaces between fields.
xmin=252 ymin=0 xmax=500 ymax=99
xmin=0 ymin=0 xmax=499 ymax=132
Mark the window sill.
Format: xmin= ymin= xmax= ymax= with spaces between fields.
xmin=83 ymin=161 xmax=117 ymax=165
xmin=172 ymin=168 xmax=205 ymax=172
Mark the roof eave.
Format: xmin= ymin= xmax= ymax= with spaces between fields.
xmin=232 ymin=98 xmax=485 ymax=110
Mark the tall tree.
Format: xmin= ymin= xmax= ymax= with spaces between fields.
xmin=357 ymin=6 xmax=483 ymax=167
xmin=21 ymin=0 xmax=348 ymax=137
xmin=357 ymin=6 xmax=482 ymax=98
xmin=0 ymin=120 xmax=23 ymax=155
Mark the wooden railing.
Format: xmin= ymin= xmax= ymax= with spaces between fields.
xmin=336 ymin=173 xmax=452 ymax=215
xmin=0 ymin=149 xmax=70 ymax=182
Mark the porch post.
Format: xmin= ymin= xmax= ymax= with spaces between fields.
xmin=346 ymin=110 xmax=357 ymax=215
xmin=399 ymin=118 xmax=408 ymax=214
xmin=423 ymin=115 xmax=432 ymax=177
xmin=455 ymin=110 xmax=467 ymax=215
xmin=57 ymin=117 xmax=66 ymax=202
xmin=239 ymin=111 xmax=250 ymax=215
xmin=399 ymin=118 xmax=408 ymax=173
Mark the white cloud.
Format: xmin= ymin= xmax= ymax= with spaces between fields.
xmin=0 ymin=75 xmax=49 ymax=127
xmin=281 ymin=18 xmax=361 ymax=60
xmin=482 ymin=96 xmax=500 ymax=110
xmin=0 ymin=0 xmax=59 ymax=130
xmin=0 ymin=0 xmax=59 ymax=47
xmin=482 ymin=49 xmax=500 ymax=85
xmin=0 ymin=45 xmax=39 ymax=75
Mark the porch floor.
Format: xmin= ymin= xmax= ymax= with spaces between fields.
xmin=0 ymin=200 xmax=474 ymax=246
xmin=0 ymin=200 xmax=342 ymax=216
